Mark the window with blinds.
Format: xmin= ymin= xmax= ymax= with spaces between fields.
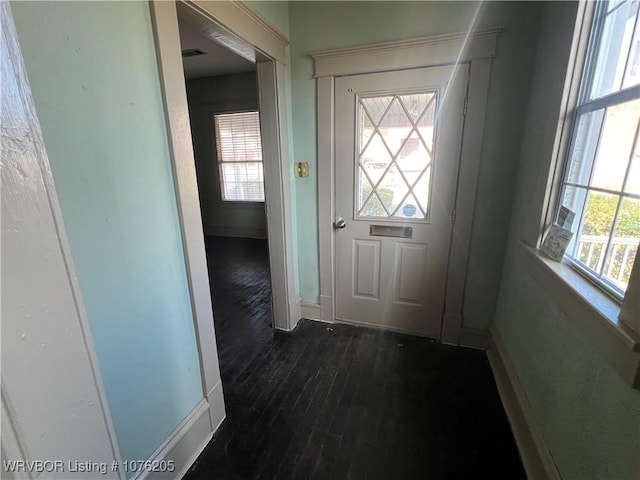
xmin=214 ymin=111 xmax=265 ymax=202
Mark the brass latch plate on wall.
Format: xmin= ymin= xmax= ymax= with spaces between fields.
xmin=295 ymin=162 xmax=309 ymax=178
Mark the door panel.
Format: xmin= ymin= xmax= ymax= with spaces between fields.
xmin=353 ymin=239 xmax=381 ymax=299
xmin=335 ymin=65 xmax=467 ymax=337
xmin=395 ymin=242 xmax=427 ymax=304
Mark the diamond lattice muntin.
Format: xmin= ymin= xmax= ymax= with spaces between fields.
xmin=356 ymin=91 xmax=436 ymax=220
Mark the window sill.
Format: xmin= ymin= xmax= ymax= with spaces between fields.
xmin=520 ymin=242 xmax=640 ymax=389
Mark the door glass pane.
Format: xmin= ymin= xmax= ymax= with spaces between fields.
xmin=361 ymin=191 xmax=388 ymax=217
xmin=362 ymin=95 xmax=393 ymax=125
xmin=356 ymin=91 xmax=437 ymax=219
xmin=360 ymin=132 xmax=392 ymax=185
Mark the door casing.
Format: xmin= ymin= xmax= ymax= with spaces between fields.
xmin=314 ymin=27 xmax=501 ymax=345
xmin=149 ymin=0 xmax=299 ymax=451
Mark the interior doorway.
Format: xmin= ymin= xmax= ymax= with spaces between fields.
xmin=147 ymin=1 xmax=299 ymax=462
xmin=160 ymin=0 xmax=299 ymax=336
xmin=176 ymin=16 xmax=275 ymax=364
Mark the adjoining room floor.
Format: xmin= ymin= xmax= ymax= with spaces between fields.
xmin=185 ymin=236 xmax=525 ymax=479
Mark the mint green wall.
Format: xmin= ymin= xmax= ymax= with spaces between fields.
xmin=247 ymin=0 xmax=299 ymax=291
xmin=12 ymin=1 xmax=203 ymax=470
xmin=289 ymin=2 xmax=542 ymax=329
xmin=494 ymin=2 xmax=640 ymax=478
xmin=248 ymin=1 xmax=289 ymax=38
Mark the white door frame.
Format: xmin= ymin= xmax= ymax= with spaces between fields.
xmin=148 ymin=0 xmax=298 ymax=437
xmin=314 ymin=28 xmax=501 ymax=345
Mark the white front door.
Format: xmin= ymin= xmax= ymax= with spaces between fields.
xmin=334 ymin=65 xmax=468 ymax=338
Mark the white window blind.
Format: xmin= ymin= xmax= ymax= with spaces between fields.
xmin=214 ymin=111 xmax=265 ymax=202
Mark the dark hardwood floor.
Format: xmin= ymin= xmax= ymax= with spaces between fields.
xmin=185 ymin=236 xmax=525 ymax=479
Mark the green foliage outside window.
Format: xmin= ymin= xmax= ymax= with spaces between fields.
xmin=582 ymin=194 xmax=640 ymax=237
xmin=360 ymin=184 xmax=394 ymax=217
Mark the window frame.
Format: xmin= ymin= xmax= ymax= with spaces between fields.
xmin=551 ymin=0 xmax=640 ymax=302
xmin=213 ymin=109 xmax=265 ymax=203
xmin=522 ymin=0 xmax=640 ymax=390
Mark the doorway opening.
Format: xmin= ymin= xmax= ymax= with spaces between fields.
xmin=176 ymin=16 xmax=275 ymax=363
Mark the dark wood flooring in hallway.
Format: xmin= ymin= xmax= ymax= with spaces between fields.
xmin=184 ymin=236 xmax=525 ymax=479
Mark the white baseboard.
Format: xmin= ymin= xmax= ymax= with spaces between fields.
xmin=441 ymin=313 xmax=462 ymax=345
xmin=488 ymin=327 xmax=560 ymax=480
xmin=458 ymin=328 xmax=491 ymax=350
xmin=206 ymin=380 xmax=226 ymax=434
xmin=300 ymin=302 xmax=322 ymax=321
xmin=289 ymin=295 xmax=302 ymax=330
xmin=131 ymin=398 xmax=214 ymax=480
xmin=204 ymin=226 xmax=267 ymax=239
xmin=319 ymin=295 xmax=334 ymax=322
xmin=317 ymin=317 xmax=440 ymax=339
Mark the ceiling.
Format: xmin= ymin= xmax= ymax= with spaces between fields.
xmin=178 ymin=21 xmax=255 ymax=80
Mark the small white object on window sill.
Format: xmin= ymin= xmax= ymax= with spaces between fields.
xmin=540 ymin=223 xmax=573 ymax=262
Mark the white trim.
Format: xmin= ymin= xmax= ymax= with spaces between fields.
xmin=1 ymin=389 xmax=30 ymax=480
xmin=458 ymin=328 xmax=491 ymax=350
xmin=317 ymin=76 xmax=336 ymax=324
xmin=442 ymin=59 xmax=491 ymax=345
xmin=177 ymin=1 xmax=288 ymax=65
xmin=257 ymin=61 xmax=300 ymax=331
xmin=130 ymin=399 xmax=215 ymax=480
xmin=148 ymin=0 xmax=224 ymax=426
xmin=322 ymin=317 xmax=441 ymax=339
xmin=305 ymin=319 xmax=490 ymax=350
xmin=43 ymin=146 xmax=126 ymax=478
xmin=488 ymin=328 xmax=561 ymax=480
xmin=300 ymin=302 xmax=322 ymax=321
xmin=534 ymin=2 xmax=592 ymax=246
xmin=205 ymin=380 xmax=227 ymax=434
xmin=441 ymin=58 xmax=493 ymax=345
xmin=619 ymin=254 xmax=640 ymax=334
xmin=440 ymin=314 xmax=463 ymax=346
xmin=312 ymin=27 xmax=501 ymax=78
xmin=316 ymin=31 xmax=498 ymax=338
xmin=521 ymin=243 xmax=640 ymax=389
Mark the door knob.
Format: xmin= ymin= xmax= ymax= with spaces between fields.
xmin=334 ymin=217 xmax=346 ymax=229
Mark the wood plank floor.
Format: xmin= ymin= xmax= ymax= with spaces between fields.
xmin=184 ymin=236 xmax=525 ymax=479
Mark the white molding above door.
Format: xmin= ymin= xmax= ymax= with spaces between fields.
xmin=312 ymin=27 xmax=502 ymax=78
xmin=315 ymin=28 xmax=501 ymax=344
